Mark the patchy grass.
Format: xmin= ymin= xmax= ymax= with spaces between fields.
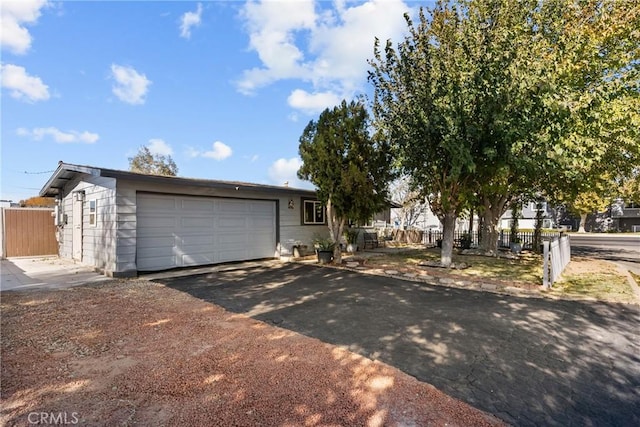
xmin=364 ymin=248 xmax=542 ymax=285
xmin=549 ymin=273 xmax=635 ymax=304
xmin=362 ymin=249 xmax=636 ymax=303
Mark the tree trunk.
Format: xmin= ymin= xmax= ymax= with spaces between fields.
xmin=326 ymin=198 xmax=345 ymax=264
xmin=478 ymin=195 xmax=509 ymax=255
xmin=440 ymin=212 xmax=456 ymax=267
xmin=533 ymin=207 xmax=544 ymax=253
xmin=578 ymin=213 xmax=587 ymax=233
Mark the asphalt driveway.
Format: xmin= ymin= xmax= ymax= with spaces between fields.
xmin=154 ymin=263 xmax=640 ymax=426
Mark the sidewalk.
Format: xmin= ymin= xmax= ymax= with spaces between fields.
xmin=0 ymin=256 xmax=110 ymax=292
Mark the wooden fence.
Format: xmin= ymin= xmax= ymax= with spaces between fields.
xmin=1 ymin=208 xmax=58 ymax=257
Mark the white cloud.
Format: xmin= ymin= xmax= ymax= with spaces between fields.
xmin=268 ymin=157 xmax=306 ymax=187
xmin=188 ymin=141 xmax=233 ymax=161
xmin=237 ymin=0 xmax=316 ymax=94
xmin=0 ymin=0 xmax=48 ymax=55
xmin=287 ymin=89 xmax=341 ymax=114
xmin=237 ymin=0 xmax=411 ymax=111
xmin=17 ymin=126 xmax=99 ymax=144
xmin=1 ymin=63 xmax=50 ymax=102
xmin=110 ymin=64 xmax=151 ymax=105
xmin=147 ymin=138 xmax=173 ymax=156
xmin=179 ymin=3 xmax=203 ymax=39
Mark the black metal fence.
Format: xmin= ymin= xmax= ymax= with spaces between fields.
xmin=423 ymin=230 xmax=563 ymax=250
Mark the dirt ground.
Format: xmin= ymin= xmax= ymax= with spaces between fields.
xmin=1 ymin=279 xmax=503 ymax=426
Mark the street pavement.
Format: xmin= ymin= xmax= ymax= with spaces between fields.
xmin=156 ymin=263 xmax=640 ymax=427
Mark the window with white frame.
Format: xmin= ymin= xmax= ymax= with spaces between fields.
xmin=88 ymin=199 xmax=97 ymax=226
xmin=302 ymin=199 xmax=325 ymax=225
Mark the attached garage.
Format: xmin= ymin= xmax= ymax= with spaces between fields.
xmin=136 ymin=193 xmax=276 ymax=271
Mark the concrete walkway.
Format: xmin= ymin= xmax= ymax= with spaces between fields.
xmin=0 ymin=257 xmax=110 ymax=292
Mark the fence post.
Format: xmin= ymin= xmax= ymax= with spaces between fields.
xmin=543 ymin=240 xmax=550 ymax=289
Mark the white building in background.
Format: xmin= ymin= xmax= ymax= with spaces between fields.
xmin=500 ymin=201 xmax=555 ymax=230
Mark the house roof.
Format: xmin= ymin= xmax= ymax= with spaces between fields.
xmin=40 ymin=161 xmax=318 ymax=198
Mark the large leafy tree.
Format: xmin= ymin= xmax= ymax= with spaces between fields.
xmin=537 ymin=0 xmax=640 ymax=212
xmin=128 ymin=146 xmax=178 ymax=176
xmin=370 ymin=0 xmax=639 ymax=263
xmin=369 ymin=5 xmax=482 ymax=266
xmin=297 ymin=100 xmax=394 ymax=264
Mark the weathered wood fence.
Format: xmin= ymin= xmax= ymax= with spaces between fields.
xmin=543 ymin=235 xmax=571 ymax=288
xmin=1 ymin=208 xmax=58 ymax=257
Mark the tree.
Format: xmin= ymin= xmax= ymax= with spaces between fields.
xmin=128 ymin=146 xmax=178 ymax=176
xmin=536 ymin=1 xmax=640 ymax=217
xmin=389 ymin=176 xmax=425 ymax=229
xmin=20 ymin=196 xmax=56 ymax=207
xmin=297 ymin=100 xmax=394 ymax=264
xmin=370 ymin=0 xmax=640 ymax=261
xmin=570 ymin=191 xmax=610 ymax=233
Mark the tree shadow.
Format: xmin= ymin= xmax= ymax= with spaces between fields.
xmin=158 ymin=263 xmax=640 ymax=426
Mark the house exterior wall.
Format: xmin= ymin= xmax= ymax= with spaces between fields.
xmin=57 ymin=175 xmax=118 ymax=274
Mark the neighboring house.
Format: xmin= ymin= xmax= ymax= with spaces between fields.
xmin=611 ymin=199 xmax=640 ymax=232
xmin=390 ymin=202 xmax=441 ymax=230
xmin=500 ymin=201 xmax=555 ymax=230
xmin=40 ymin=162 xmax=329 ymax=277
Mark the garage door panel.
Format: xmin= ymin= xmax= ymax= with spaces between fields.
xmin=137 ymin=247 xmax=175 ymax=260
xmin=217 ymin=216 xmax=248 ymax=228
xmin=219 ymin=249 xmax=249 ymax=262
xmin=181 ymin=199 xmax=215 ymax=211
xmin=137 ymin=255 xmax=177 ymax=270
xmin=138 ymin=196 xmax=176 ymax=210
xmin=218 ymin=201 xmax=248 ymax=214
xmin=181 ymin=217 xmax=215 ymax=228
xmin=250 ymin=201 xmax=275 ymax=214
xmin=180 ymin=234 xmax=215 ymax=245
xmin=137 ymin=194 xmax=276 ymax=271
xmin=181 ymin=253 xmax=215 ymax=266
xmin=252 ymin=217 xmax=275 ymax=228
xmin=137 ymin=216 xmax=176 ymax=229
xmin=138 ymin=236 xmax=176 ymax=247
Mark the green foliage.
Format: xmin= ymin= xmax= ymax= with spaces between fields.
xmin=369 ymin=0 xmax=639 ymax=258
xmin=128 ymin=146 xmax=178 ymax=176
xmin=313 ymin=235 xmax=336 ymax=251
xmin=297 ymin=100 xmax=395 ymax=226
xmin=344 ymin=229 xmax=360 ymax=244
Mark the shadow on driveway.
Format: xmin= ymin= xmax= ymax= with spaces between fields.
xmin=154 ymin=263 xmax=640 ymax=427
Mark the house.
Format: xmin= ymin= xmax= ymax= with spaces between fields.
xmin=40 ymin=162 xmax=329 ymax=277
xmin=611 ymin=199 xmax=640 ymax=232
xmin=500 ymin=201 xmax=555 ymax=230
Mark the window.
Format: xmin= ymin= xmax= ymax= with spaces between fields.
xmin=302 ymin=199 xmax=325 ymax=225
xmin=88 ymin=200 xmax=97 ymax=226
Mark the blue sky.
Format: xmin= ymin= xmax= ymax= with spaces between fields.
xmin=1 ymin=0 xmax=421 ymax=202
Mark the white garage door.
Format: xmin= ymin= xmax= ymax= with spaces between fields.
xmin=136 ymin=193 xmax=276 ymax=271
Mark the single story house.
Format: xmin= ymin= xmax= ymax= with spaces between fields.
xmin=40 ymin=162 xmax=330 ymax=277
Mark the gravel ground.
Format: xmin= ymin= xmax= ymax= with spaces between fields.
xmin=1 ymin=279 xmax=503 ymax=426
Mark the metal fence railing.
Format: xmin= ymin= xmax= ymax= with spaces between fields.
xmin=421 ymin=229 xmax=563 ymax=250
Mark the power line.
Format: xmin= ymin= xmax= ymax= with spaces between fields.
xmin=8 ymin=169 xmax=55 ymax=175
